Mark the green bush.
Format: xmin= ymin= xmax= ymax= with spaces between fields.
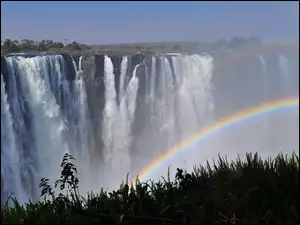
xmin=1 ymin=152 xmax=299 ymax=224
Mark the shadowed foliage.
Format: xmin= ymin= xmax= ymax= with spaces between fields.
xmin=1 ymin=151 xmax=299 ymax=224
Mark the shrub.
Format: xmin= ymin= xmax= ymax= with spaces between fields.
xmin=1 ymin=152 xmax=299 ymax=224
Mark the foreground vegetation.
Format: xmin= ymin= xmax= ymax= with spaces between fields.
xmin=1 ymin=152 xmax=299 ymax=224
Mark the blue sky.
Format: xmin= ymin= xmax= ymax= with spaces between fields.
xmin=1 ymin=1 xmax=299 ymax=44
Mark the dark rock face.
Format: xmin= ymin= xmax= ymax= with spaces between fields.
xmin=62 ymin=54 xmax=77 ymax=81
xmin=1 ymin=56 xmax=9 ymax=93
xmin=78 ymin=54 xmax=147 ymax=160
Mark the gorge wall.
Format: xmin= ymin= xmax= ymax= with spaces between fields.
xmin=1 ymin=43 xmax=299 ymax=204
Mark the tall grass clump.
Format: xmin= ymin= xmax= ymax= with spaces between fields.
xmin=1 ymin=152 xmax=299 ymax=224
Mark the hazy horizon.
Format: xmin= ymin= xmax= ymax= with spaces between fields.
xmin=1 ymin=1 xmax=299 ymax=45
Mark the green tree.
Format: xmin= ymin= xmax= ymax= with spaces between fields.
xmin=2 ymin=38 xmax=20 ymax=53
xmin=65 ymin=41 xmax=82 ymax=51
xmin=20 ymin=39 xmax=36 ymax=51
xmin=37 ymin=40 xmax=47 ymax=51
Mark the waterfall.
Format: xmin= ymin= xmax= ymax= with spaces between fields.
xmin=169 ymin=54 xmax=214 ymax=169
xmin=119 ymin=56 xmax=128 ymax=100
xmin=101 ymin=55 xmax=139 ymax=188
xmin=1 ymin=73 xmax=28 ymax=205
xmin=257 ymin=54 xmax=269 ymax=102
xmin=2 ymin=50 xmax=296 ymax=204
xmin=150 ymin=56 xmax=156 ymax=98
xmin=278 ymin=55 xmax=291 ymax=97
xmin=1 ymin=55 xmax=92 ymax=203
xmin=129 ymin=54 xmax=215 ymax=177
xmin=257 ymin=54 xmax=271 ymax=147
xmin=2 ymin=56 xmax=68 ymax=202
xmin=79 ymin=56 xmax=83 ymax=72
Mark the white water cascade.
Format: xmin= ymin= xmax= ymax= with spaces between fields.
xmin=1 ymin=55 xmax=93 ymax=203
xmin=101 ymin=55 xmax=139 ymax=188
xmin=4 ymin=51 xmax=296 ymax=204
xmin=1 ymin=73 xmax=29 ymax=204
xmin=258 ymin=54 xmax=269 ymax=102
xmin=130 ymin=54 xmax=215 ymax=179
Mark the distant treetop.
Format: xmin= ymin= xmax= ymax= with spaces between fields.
xmin=1 ymin=38 xmax=91 ymax=54
xmin=1 ymin=36 xmax=262 ymax=55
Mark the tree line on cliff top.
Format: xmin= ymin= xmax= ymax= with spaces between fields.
xmin=1 ymin=39 xmax=90 ymax=54
xmin=1 ymin=36 xmax=262 ymax=55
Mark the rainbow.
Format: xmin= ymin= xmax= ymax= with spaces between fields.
xmin=134 ymin=96 xmax=299 ymax=182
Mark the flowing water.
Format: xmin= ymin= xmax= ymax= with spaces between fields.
xmin=1 ymin=51 xmax=298 ymax=204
